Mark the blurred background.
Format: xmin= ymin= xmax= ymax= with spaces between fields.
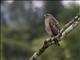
xmin=1 ymin=0 xmax=80 ymax=60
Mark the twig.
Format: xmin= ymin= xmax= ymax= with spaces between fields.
xmin=29 ymin=15 xmax=80 ymax=60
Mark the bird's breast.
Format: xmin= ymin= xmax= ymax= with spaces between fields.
xmin=45 ymin=19 xmax=53 ymax=35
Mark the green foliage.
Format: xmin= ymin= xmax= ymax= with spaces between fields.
xmin=1 ymin=1 xmax=80 ymax=60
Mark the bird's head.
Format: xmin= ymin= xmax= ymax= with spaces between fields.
xmin=44 ymin=13 xmax=53 ymax=18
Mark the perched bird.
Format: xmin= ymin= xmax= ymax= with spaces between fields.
xmin=44 ymin=14 xmax=61 ymax=46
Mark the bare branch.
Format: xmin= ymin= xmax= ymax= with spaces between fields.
xmin=60 ymin=15 xmax=80 ymax=39
xmin=29 ymin=15 xmax=80 ymax=60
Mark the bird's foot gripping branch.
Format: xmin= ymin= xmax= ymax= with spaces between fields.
xmin=29 ymin=15 xmax=80 ymax=60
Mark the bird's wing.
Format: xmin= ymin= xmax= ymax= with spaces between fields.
xmin=51 ymin=16 xmax=58 ymax=23
xmin=49 ymin=20 xmax=59 ymax=36
xmin=51 ymin=17 xmax=61 ymax=30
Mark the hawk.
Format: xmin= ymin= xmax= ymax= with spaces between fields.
xmin=44 ymin=14 xmax=61 ymax=46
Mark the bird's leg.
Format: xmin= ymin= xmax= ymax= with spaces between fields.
xmin=51 ymin=35 xmax=60 ymax=46
xmin=54 ymin=39 xmax=60 ymax=46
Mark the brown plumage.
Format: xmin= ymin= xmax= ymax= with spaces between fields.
xmin=44 ymin=14 xmax=61 ymax=46
xmin=44 ymin=14 xmax=60 ymax=37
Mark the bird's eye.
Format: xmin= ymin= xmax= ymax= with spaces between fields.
xmin=44 ymin=14 xmax=50 ymax=17
xmin=46 ymin=14 xmax=49 ymax=16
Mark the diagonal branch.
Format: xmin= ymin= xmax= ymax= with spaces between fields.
xmin=29 ymin=15 xmax=80 ymax=60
